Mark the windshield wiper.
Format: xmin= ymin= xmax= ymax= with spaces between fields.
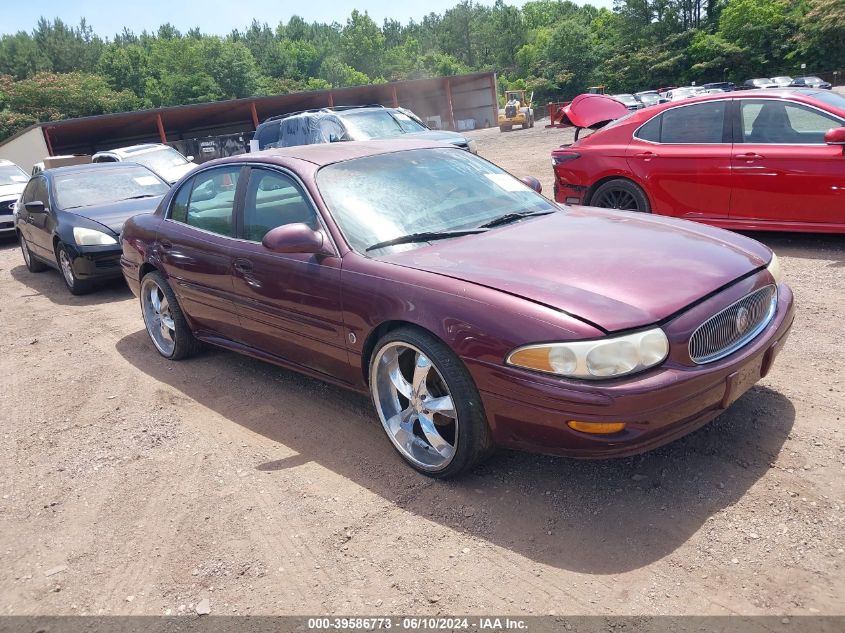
xmin=478 ymin=210 xmax=555 ymax=229
xmin=123 ymin=194 xmax=159 ymax=200
xmin=366 ymin=229 xmax=486 ymax=252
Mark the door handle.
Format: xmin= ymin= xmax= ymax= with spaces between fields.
xmin=634 ymin=151 xmax=658 ymax=159
xmin=233 ymin=258 xmax=253 ymax=274
xmin=159 ymin=239 xmax=172 ymax=250
xmin=735 ymin=152 xmax=764 ymax=160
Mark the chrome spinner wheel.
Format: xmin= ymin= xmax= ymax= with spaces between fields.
xmin=141 ymin=276 xmax=177 ymax=356
xmin=371 ymin=342 xmax=458 ymax=471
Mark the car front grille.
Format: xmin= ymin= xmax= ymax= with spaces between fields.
xmin=689 ymin=285 xmax=777 ymax=364
xmin=0 ymin=200 xmax=15 ymax=216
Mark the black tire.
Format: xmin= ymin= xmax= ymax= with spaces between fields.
xmin=140 ymin=271 xmax=203 ymax=360
xmin=369 ymin=326 xmax=494 ymax=479
xmin=529 ymin=114 xmax=535 ymax=128
xmin=19 ymin=233 xmax=48 ymax=272
xmin=589 ymin=178 xmax=651 ymax=213
xmin=56 ymin=242 xmax=93 ymax=295
xmin=499 ymin=125 xmax=508 ymax=132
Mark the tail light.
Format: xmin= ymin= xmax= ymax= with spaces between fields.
xmin=552 ymin=152 xmax=580 ymax=166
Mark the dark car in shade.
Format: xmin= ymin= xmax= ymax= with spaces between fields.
xmin=120 ymin=139 xmax=793 ymax=478
xmin=253 ymin=105 xmax=478 ymax=154
xmin=16 ymin=163 xmax=169 ymax=294
xmin=789 ymin=76 xmax=832 ymax=90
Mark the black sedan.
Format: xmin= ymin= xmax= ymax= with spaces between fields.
xmin=790 ymin=76 xmax=832 ymax=90
xmin=16 ymin=163 xmax=169 ymax=294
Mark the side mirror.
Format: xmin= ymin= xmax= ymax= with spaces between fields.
xmin=520 ymin=176 xmax=543 ymax=194
xmin=824 ymin=127 xmax=845 ymax=149
xmin=186 ymin=155 xmax=195 ymax=162
xmin=25 ymin=201 xmax=45 ymax=213
xmin=262 ymin=223 xmax=332 ymax=256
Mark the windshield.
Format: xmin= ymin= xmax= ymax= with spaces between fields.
xmin=340 ymin=110 xmax=406 ymax=140
xmin=614 ymin=94 xmax=638 ymax=105
xmin=0 ymin=164 xmax=28 ymax=186
xmin=389 ymin=110 xmax=428 ymax=133
xmin=802 ymin=77 xmax=823 ymax=83
xmin=54 ymin=166 xmax=169 ymax=210
xmin=752 ymin=79 xmax=772 ymax=86
xmin=317 ymin=148 xmax=558 ymax=254
xmin=128 ymin=147 xmax=189 ymax=174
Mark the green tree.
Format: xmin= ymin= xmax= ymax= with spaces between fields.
xmin=340 ymin=10 xmax=384 ymax=78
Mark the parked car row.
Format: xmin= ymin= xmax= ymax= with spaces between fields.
xmin=743 ymin=76 xmax=832 ymax=90
xmin=6 ymin=95 xmax=804 ymax=478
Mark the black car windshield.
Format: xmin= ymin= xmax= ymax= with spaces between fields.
xmin=340 ymin=110 xmax=406 ymax=139
xmin=127 ymin=147 xmax=189 ymax=173
xmin=54 ymin=166 xmax=169 ymax=210
xmin=0 ymin=164 xmax=28 ymax=186
xmin=317 ymin=148 xmax=558 ymax=254
xmin=800 ymin=76 xmax=823 ymax=83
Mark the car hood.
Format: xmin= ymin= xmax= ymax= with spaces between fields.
xmin=67 ymin=196 xmax=164 ymax=234
xmin=0 ymin=183 xmax=26 ymax=199
xmin=557 ymin=94 xmax=630 ymax=129
xmin=158 ymin=162 xmax=196 ymax=184
xmin=382 ymin=208 xmax=771 ymax=332
xmin=401 ymin=130 xmax=469 ymax=145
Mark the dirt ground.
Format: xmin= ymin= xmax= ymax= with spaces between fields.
xmin=1 ymin=126 xmax=843 ymax=619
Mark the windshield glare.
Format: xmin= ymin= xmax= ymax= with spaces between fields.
xmin=129 ymin=148 xmax=189 ymax=173
xmin=317 ymin=148 xmax=558 ymax=254
xmin=55 ymin=167 xmax=169 ymax=210
xmin=0 ymin=164 xmax=28 ymax=186
xmin=341 ymin=110 xmax=406 ymax=139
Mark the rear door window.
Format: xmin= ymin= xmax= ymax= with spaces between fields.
xmin=659 ymin=102 xmax=727 ymax=144
xmin=169 ymin=166 xmax=241 ymax=237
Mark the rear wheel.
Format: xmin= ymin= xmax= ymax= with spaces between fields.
xmin=140 ymin=271 xmax=203 ymax=360
xmin=20 ymin=234 xmax=47 ymax=272
xmin=589 ymin=179 xmax=651 ymax=213
xmin=56 ymin=242 xmax=93 ymax=295
xmin=369 ymin=327 xmax=493 ymax=478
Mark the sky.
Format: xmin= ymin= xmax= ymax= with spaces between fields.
xmin=1 ymin=0 xmax=615 ymax=38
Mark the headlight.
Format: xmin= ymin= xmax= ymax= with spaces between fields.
xmin=507 ymin=327 xmax=669 ymax=379
xmin=73 ymin=226 xmax=118 ymax=246
xmin=766 ymin=253 xmax=782 ymax=283
xmin=468 ymin=139 xmax=478 ymax=154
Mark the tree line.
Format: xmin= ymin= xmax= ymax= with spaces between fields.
xmin=1 ymin=0 xmax=842 ymax=142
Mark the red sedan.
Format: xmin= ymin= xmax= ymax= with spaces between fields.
xmin=552 ymin=89 xmax=845 ymax=233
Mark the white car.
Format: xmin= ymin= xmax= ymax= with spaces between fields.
xmin=92 ymin=144 xmax=197 ymax=184
xmin=0 ymin=159 xmax=29 ymax=235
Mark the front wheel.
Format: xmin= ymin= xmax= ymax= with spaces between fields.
xmin=140 ymin=271 xmax=202 ymax=360
xmin=589 ymin=179 xmax=651 ymax=213
xmin=56 ymin=243 xmax=93 ymax=295
xmin=20 ymin=234 xmax=47 ymax=272
xmin=369 ymin=327 xmax=494 ymax=478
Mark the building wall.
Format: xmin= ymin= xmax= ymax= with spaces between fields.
xmin=0 ymin=128 xmax=49 ymax=174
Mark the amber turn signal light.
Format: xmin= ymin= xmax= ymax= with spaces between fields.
xmin=567 ymin=421 xmax=626 ymax=435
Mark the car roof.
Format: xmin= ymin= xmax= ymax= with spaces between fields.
xmin=45 ymin=163 xmax=161 ymax=177
xmin=218 ymin=139 xmax=456 ymax=168
xmin=97 ymin=143 xmax=168 ymax=156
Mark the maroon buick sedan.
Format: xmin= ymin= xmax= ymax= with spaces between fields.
xmin=120 ymin=140 xmax=794 ymax=478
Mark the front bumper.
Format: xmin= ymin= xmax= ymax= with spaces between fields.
xmin=67 ymin=243 xmax=124 ymax=281
xmin=467 ymin=282 xmax=795 ymax=458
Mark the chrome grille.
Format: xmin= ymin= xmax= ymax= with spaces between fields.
xmin=689 ymin=285 xmax=777 ymax=364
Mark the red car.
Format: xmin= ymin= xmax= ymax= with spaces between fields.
xmin=553 ymin=89 xmax=845 ymax=233
xmin=120 ymin=140 xmax=793 ymax=478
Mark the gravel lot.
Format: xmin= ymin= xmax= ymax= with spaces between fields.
xmin=0 ymin=126 xmax=843 ymax=618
